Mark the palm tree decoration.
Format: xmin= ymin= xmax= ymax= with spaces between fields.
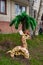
xmin=7 ymin=12 xmax=37 ymax=59
xmin=10 ymin=12 xmax=37 ymax=48
xmin=10 ymin=12 xmax=37 ymax=32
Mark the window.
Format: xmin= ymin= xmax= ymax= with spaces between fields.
xmin=0 ymin=0 xmax=6 ymax=14
xmin=15 ymin=4 xmax=26 ymax=16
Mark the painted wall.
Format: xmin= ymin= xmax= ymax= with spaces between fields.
xmin=0 ymin=0 xmax=29 ymax=33
xmin=11 ymin=0 xmax=29 ymax=20
xmin=0 ymin=0 xmax=29 ymax=22
xmin=33 ymin=0 xmax=41 ymax=13
xmin=0 ymin=0 xmax=10 ymax=22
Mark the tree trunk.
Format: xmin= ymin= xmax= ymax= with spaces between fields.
xmin=22 ymin=20 xmax=26 ymax=32
xmin=22 ymin=20 xmax=30 ymax=49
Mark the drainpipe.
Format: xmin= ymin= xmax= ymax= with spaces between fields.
xmin=10 ymin=0 xmax=13 ymax=33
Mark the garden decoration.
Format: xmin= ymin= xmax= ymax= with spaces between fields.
xmin=19 ymin=30 xmax=31 ymax=49
xmin=7 ymin=46 xmax=29 ymax=59
xmin=7 ymin=12 xmax=37 ymax=59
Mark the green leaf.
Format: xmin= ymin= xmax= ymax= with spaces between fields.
xmin=30 ymin=20 xmax=35 ymax=30
xmin=10 ymin=12 xmax=37 ymax=31
xmin=29 ymin=16 xmax=37 ymax=27
xmin=10 ymin=18 xmax=16 ymax=26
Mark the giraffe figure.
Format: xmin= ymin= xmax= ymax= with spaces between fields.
xmin=6 ymin=30 xmax=31 ymax=59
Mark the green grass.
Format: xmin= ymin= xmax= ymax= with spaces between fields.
xmin=0 ymin=33 xmax=21 ymax=45
xmin=0 ymin=33 xmax=43 ymax=65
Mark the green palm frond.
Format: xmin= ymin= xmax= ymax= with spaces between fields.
xmin=14 ymin=18 xmax=20 ymax=29
xmin=10 ymin=12 xmax=37 ymax=31
xmin=21 ymin=12 xmax=37 ymax=30
xmin=10 ymin=15 xmax=21 ymax=29
xmin=30 ymin=20 xmax=35 ymax=30
xmin=27 ymin=16 xmax=37 ymax=30
xmin=10 ymin=18 xmax=16 ymax=26
xmin=29 ymin=16 xmax=37 ymax=27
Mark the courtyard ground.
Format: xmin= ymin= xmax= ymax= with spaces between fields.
xmin=0 ymin=33 xmax=43 ymax=65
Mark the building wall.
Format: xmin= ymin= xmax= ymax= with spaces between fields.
xmin=11 ymin=0 xmax=29 ymax=20
xmin=0 ymin=0 xmax=29 ymax=34
xmin=35 ymin=0 xmax=43 ymax=35
xmin=0 ymin=22 xmax=22 ymax=34
xmin=0 ymin=0 xmax=29 ymax=21
xmin=33 ymin=0 xmax=41 ymax=13
xmin=29 ymin=0 xmax=34 ymax=17
xmin=29 ymin=0 xmax=41 ymax=19
xmin=38 ymin=0 xmax=43 ymax=23
xmin=0 ymin=0 xmax=10 ymax=22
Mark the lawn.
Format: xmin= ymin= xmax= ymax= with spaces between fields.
xmin=0 ymin=33 xmax=43 ymax=65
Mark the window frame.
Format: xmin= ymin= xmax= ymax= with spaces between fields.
xmin=0 ymin=0 xmax=7 ymax=15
